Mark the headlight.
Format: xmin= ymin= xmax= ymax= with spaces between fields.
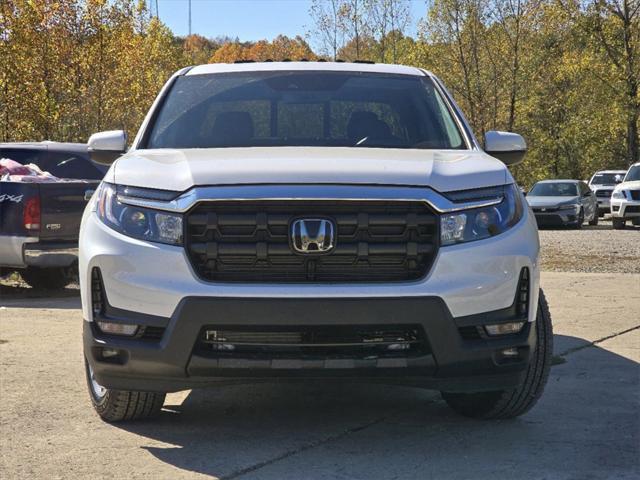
xmin=611 ymin=190 xmax=626 ymax=199
xmin=96 ymin=182 xmax=183 ymax=245
xmin=440 ymin=184 xmax=523 ymax=246
xmin=561 ymin=204 xmax=581 ymax=212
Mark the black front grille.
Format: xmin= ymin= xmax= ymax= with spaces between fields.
xmin=626 ymin=205 xmax=640 ymax=213
xmin=596 ymin=189 xmax=613 ymax=198
xmin=185 ymin=201 xmax=438 ymax=282
xmin=138 ymin=326 xmax=166 ymax=341
xmin=532 ymin=206 xmax=559 ymax=213
xmin=630 ymin=190 xmax=640 ymax=201
xmin=196 ymin=324 xmax=428 ymax=359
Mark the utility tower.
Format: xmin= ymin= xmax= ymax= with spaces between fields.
xmin=188 ymin=0 xmax=192 ymax=36
xmin=148 ymin=0 xmax=159 ymax=17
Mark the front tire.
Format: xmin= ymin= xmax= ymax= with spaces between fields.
xmin=85 ymin=359 xmax=165 ymax=422
xmin=612 ymin=218 xmax=626 ymax=229
xmin=441 ymin=289 xmax=553 ymax=419
xmin=588 ymin=212 xmax=599 ymax=226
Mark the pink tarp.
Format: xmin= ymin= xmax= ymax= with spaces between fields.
xmin=0 ymin=158 xmax=61 ymax=182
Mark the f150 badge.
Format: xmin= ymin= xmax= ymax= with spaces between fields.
xmin=46 ymin=223 xmax=62 ymax=231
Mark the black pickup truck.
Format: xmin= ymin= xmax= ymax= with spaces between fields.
xmin=0 ymin=142 xmax=106 ymax=289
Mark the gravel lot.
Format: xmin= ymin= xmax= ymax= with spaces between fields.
xmin=538 ymin=218 xmax=640 ymax=273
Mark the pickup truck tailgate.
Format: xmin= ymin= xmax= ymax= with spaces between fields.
xmin=0 ymin=182 xmax=33 ymax=236
xmin=37 ymin=182 xmax=98 ymax=241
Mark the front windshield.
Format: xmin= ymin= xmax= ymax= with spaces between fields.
xmin=529 ymin=182 xmax=578 ymax=197
xmin=624 ymin=165 xmax=640 ymax=182
xmin=590 ymin=173 xmax=623 ymax=185
xmin=146 ymin=71 xmax=466 ymax=150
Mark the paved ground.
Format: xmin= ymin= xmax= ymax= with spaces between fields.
xmin=0 ymin=272 xmax=638 ymax=479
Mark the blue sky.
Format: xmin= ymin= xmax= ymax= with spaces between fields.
xmin=153 ymin=0 xmax=428 ymax=44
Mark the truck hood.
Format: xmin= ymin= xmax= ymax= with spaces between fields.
xmin=615 ymin=180 xmax=640 ymax=191
xmin=111 ymin=147 xmax=508 ymax=193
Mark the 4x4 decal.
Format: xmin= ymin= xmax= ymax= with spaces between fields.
xmin=0 ymin=193 xmax=23 ymax=203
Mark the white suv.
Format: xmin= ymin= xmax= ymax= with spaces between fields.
xmin=80 ymin=62 xmax=552 ymax=422
xmin=588 ymin=169 xmax=627 ymax=217
xmin=611 ymin=162 xmax=640 ymax=229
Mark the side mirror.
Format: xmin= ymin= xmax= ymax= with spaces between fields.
xmin=484 ymin=131 xmax=527 ymax=166
xmin=88 ymin=130 xmax=127 ymax=165
xmin=615 ymin=175 xmax=623 ymax=183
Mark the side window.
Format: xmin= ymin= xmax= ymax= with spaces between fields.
xmin=0 ymin=148 xmax=49 ymax=169
xmin=47 ymin=152 xmax=103 ymax=180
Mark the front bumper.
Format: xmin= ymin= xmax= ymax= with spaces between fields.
xmin=532 ymin=210 xmax=579 ymax=226
xmin=80 ymin=197 xmax=540 ymax=393
xmin=611 ymin=198 xmax=640 ymax=218
xmin=596 ymin=198 xmax=611 ymax=213
xmin=85 ymin=295 xmax=535 ymax=393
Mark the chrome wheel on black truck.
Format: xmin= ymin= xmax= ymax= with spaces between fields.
xmin=441 ymin=289 xmax=553 ymax=419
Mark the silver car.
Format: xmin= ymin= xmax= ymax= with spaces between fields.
xmin=527 ymin=180 xmax=598 ymax=228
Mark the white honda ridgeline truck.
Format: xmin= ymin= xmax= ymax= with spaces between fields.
xmin=81 ymin=62 xmax=552 ymax=422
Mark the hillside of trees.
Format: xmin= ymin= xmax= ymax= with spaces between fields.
xmin=1 ymin=0 xmax=638 ymax=187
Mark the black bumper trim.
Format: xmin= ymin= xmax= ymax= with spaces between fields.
xmin=84 ymin=294 xmax=536 ymax=393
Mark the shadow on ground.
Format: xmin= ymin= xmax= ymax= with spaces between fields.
xmin=0 ymin=274 xmax=79 ymax=308
xmin=114 ymin=334 xmax=639 ymax=479
xmin=0 ymin=286 xmax=79 ymax=309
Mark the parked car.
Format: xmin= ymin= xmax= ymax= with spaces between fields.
xmin=0 ymin=142 xmax=106 ymax=288
xmin=610 ymin=162 xmax=640 ymax=229
xmin=80 ymin=62 xmax=552 ymax=422
xmin=526 ymin=179 xmax=598 ymax=228
xmin=588 ymin=169 xmax=626 ymax=217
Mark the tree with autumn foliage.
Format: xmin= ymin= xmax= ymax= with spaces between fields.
xmin=1 ymin=0 xmax=183 ymax=143
xmin=0 ymin=0 xmax=638 ymax=186
xmin=209 ymin=35 xmax=316 ymax=63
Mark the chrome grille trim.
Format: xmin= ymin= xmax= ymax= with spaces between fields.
xmin=117 ymin=184 xmax=505 ymax=214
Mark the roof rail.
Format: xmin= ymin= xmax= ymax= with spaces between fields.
xmin=353 ymin=60 xmax=375 ymax=64
xmin=233 ymin=59 xmax=255 ymax=64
